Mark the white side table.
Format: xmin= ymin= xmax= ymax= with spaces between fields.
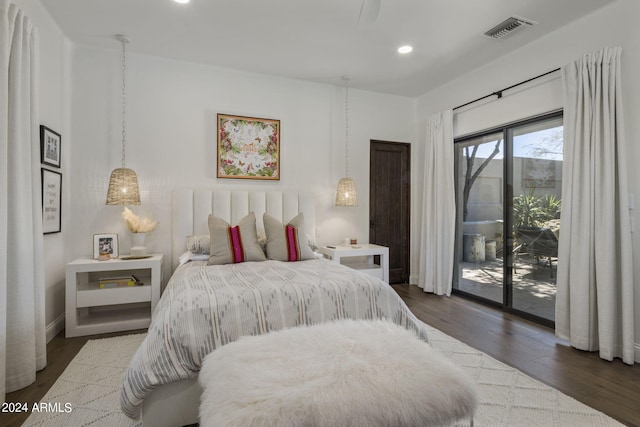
xmin=318 ymin=244 xmax=389 ymax=283
xmin=65 ymin=254 xmax=163 ymax=337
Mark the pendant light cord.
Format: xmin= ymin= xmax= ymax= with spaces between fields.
xmin=119 ymin=35 xmax=129 ymax=168
xmin=106 ymin=35 xmax=141 ymax=206
xmin=343 ymin=75 xmax=351 ymax=178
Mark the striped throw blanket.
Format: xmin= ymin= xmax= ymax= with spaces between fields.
xmin=120 ymin=259 xmax=429 ymax=419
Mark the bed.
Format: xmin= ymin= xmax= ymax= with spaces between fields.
xmin=120 ymin=189 xmax=430 ymax=427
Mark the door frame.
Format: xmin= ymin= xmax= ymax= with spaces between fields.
xmin=452 ymin=110 xmax=562 ymax=328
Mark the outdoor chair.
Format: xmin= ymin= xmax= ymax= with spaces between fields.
xmin=515 ymin=227 xmax=559 ymax=278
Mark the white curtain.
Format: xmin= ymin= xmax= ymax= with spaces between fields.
xmin=556 ymin=47 xmax=635 ymax=364
xmin=1 ymin=0 xmax=47 ymax=399
xmin=418 ymin=110 xmax=455 ymax=295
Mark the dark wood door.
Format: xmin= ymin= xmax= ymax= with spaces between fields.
xmin=369 ymin=140 xmax=410 ymax=283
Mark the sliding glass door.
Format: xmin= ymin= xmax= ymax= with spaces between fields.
xmin=453 ymin=112 xmax=563 ymax=325
xmin=454 ymin=132 xmax=505 ymax=305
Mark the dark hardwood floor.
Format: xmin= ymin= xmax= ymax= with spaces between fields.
xmin=3 ymin=287 xmax=640 ymax=427
xmin=392 ymin=284 xmax=640 ymax=427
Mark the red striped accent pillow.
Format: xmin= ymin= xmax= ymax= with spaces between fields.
xmin=285 ymin=225 xmax=301 ymax=261
xmin=227 ymin=226 xmax=245 ymax=263
xmin=263 ymin=213 xmax=315 ymax=261
xmin=207 ymin=212 xmax=266 ymax=265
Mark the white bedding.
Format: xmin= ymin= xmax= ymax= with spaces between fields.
xmin=120 ymin=258 xmax=429 ymax=419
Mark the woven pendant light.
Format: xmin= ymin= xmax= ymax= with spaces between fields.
xmin=335 ymin=75 xmax=358 ymax=207
xmin=106 ymin=35 xmax=141 ymax=206
xmin=106 ymin=167 xmax=140 ymax=205
xmin=336 ymin=177 xmax=358 ymax=206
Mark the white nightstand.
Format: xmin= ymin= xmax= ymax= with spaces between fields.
xmin=65 ymin=254 xmax=163 ymax=337
xmin=318 ymin=244 xmax=389 ymax=283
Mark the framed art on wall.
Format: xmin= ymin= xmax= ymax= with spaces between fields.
xmin=93 ymin=233 xmax=119 ymax=259
xmin=40 ymin=125 xmax=61 ymax=168
xmin=217 ymin=114 xmax=280 ymax=180
xmin=41 ymin=168 xmax=62 ymax=234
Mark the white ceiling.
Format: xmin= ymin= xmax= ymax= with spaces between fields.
xmin=43 ymin=0 xmax=616 ymax=97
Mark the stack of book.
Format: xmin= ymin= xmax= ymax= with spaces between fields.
xmin=99 ymin=275 xmax=142 ymax=288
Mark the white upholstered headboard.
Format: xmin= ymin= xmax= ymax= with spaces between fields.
xmin=171 ymin=189 xmax=316 ymax=271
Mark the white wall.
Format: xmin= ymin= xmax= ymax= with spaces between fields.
xmin=65 ymin=45 xmax=416 ymax=285
xmin=18 ymin=0 xmax=640 ymax=350
xmin=416 ymin=0 xmax=640 ymax=355
xmin=13 ymin=0 xmax=69 ymax=341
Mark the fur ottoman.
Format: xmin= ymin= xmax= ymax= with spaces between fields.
xmin=199 ymin=319 xmax=477 ymax=427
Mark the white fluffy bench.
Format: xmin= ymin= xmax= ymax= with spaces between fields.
xmin=199 ymin=320 xmax=477 ymax=427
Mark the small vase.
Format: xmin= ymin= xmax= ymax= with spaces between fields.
xmin=131 ymin=232 xmax=147 ymax=256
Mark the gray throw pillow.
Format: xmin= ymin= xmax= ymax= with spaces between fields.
xmin=186 ymin=234 xmax=210 ymax=254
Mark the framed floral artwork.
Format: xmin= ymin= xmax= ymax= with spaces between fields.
xmin=217 ymin=114 xmax=280 ymax=180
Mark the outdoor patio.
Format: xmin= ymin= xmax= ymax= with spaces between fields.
xmin=457 ymin=254 xmax=556 ymax=321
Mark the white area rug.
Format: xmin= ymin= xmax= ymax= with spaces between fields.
xmin=23 ymin=326 xmax=623 ymax=427
xmin=23 ymin=334 xmax=144 ymax=427
xmin=426 ymin=327 xmax=622 ymax=427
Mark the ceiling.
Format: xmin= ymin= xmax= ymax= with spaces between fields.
xmin=43 ymin=0 xmax=616 ymax=97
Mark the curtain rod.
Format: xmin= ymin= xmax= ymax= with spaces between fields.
xmin=453 ymin=67 xmax=561 ymax=111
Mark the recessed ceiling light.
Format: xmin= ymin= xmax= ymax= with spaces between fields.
xmin=398 ymin=45 xmax=413 ymax=54
xmin=174 ymin=0 xmax=190 ymax=4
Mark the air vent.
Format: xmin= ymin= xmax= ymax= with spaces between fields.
xmin=484 ymin=17 xmax=535 ymax=39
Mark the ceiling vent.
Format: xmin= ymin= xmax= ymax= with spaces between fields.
xmin=484 ymin=17 xmax=535 ymax=39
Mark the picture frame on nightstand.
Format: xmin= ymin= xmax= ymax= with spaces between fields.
xmin=93 ymin=233 xmax=119 ymax=259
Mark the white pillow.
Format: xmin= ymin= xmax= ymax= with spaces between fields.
xmin=178 ymin=251 xmax=210 ymax=266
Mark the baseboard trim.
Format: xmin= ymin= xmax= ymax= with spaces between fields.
xmin=408 ymin=274 xmax=418 ymax=285
xmin=46 ymin=313 xmax=65 ymax=343
xmin=635 ymin=343 xmax=640 ymax=364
